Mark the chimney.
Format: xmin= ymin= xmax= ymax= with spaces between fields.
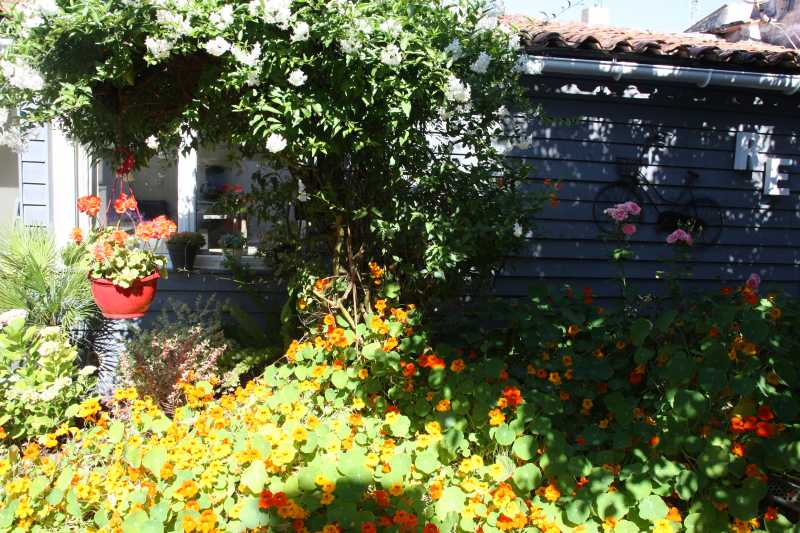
xmin=582 ymin=6 xmax=610 ymax=26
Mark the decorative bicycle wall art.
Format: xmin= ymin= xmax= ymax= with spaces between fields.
xmin=592 ymin=133 xmax=725 ymax=246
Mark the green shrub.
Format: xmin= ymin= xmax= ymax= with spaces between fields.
xmin=119 ymin=298 xmax=228 ymax=415
xmin=0 ymin=310 xmax=95 ymax=444
xmin=0 ymin=224 xmax=98 ymax=331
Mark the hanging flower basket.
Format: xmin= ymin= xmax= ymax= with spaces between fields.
xmin=73 ymin=162 xmax=177 ymax=320
xmin=90 ymin=272 xmax=160 ymax=320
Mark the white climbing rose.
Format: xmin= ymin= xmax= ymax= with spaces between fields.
xmin=266 ymin=133 xmax=287 ymax=153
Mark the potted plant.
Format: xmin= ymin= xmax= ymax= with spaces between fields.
xmin=219 ymin=232 xmax=247 ymax=260
xmin=74 ymin=192 xmax=177 ymax=319
xmin=166 ymin=232 xmax=206 ymax=271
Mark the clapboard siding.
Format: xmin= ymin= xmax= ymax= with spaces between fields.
xmin=19 ymin=126 xmax=49 ymax=227
xmin=496 ymin=76 xmax=800 ymax=297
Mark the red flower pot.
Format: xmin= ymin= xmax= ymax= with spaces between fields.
xmin=90 ymin=272 xmax=160 ymax=319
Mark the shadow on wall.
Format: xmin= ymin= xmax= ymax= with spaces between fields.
xmin=0 ymin=146 xmax=19 ymax=224
xmin=496 ymin=78 xmax=800 ymax=300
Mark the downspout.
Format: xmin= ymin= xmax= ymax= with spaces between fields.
xmin=524 ymin=55 xmax=800 ymax=95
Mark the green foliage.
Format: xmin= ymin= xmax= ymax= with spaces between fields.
xmin=0 ymin=224 xmax=98 ymax=331
xmin=0 ymin=313 xmax=95 ymax=443
xmin=167 ymin=232 xmax=206 ymax=248
xmin=1 ymin=276 xmax=798 ymax=532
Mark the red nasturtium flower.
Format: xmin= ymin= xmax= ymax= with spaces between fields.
xmin=731 ymin=442 xmax=746 ymax=457
xmin=259 ymin=490 xmax=287 ymax=510
xmin=501 ymin=386 xmax=523 ymax=407
xmin=764 ymin=507 xmax=779 ymax=521
xmin=758 ymin=405 xmax=775 ymax=421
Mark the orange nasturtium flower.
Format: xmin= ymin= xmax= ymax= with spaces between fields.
xmin=69 ymin=227 xmax=83 ymax=244
xmin=488 ymin=408 xmax=505 ymax=426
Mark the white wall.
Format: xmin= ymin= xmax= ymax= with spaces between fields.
xmin=0 ymin=146 xmax=19 ymax=225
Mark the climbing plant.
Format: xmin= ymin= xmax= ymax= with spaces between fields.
xmin=0 ymin=0 xmax=546 ymax=316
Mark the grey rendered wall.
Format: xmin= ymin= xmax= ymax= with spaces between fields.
xmin=496 ymin=75 xmax=800 ymax=301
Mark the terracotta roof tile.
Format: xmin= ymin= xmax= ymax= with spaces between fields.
xmin=504 ymin=16 xmax=800 ymax=73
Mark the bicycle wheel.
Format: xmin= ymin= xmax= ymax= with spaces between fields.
xmin=592 ymin=183 xmax=646 ymax=235
xmin=683 ymin=197 xmax=724 ymax=246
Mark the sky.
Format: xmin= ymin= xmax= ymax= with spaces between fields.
xmin=504 ymin=0 xmax=727 ymax=33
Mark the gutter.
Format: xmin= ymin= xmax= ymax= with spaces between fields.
xmin=524 ymin=55 xmax=800 ymax=95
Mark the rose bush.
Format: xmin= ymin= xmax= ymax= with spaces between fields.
xmin=0 ymin=310 xmax=95 ymax=445
xmin=1 ymin=269 xmax=797 ymax=533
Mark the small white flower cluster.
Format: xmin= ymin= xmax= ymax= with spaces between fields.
xmin=470 ymin=51 xmax=492 ymax=74
xmin=156 ymin=9 xmax=193 ymax=37
xmin=288 ymin=69 xmax=307 ymax=86
xmin=249 ymin=0 xmax=293 ymax=30
xmin=291 ymin=21 xmax=310 ymax=42
xmin=266 ymin=133 xmax=287 ymax=153
xmin=205 ymin=36 xmax=232 ymax=57
xmin=145 ymin=37 xmax=173 ymax=61
xmin=445 ymin=75 xmax=471 ymax=103
xmin=380 ymin=44 xmax=403 ymax=66
xmin=146 ymin=135 xmax=160 ymax=150
xmin=379 ymin=19 xmax=403 ymax=38
xmin=444 ymin=38 xmax=464 ymax=61
xmin=514 ymin=55 xmax=543 ymax=75
xmin=13 ymin=0 xmax=59 ymax=33
xmin=231 ymin=43 xmax=262 ymax=67
xmin=209 ymin=4 xmax=235 ymax=30
xmin=339 ymin=17 xmax=374 ymax=56
xmin=475 ymin=16 xmax=498 ymax=32
xmin=0 ymin=58 xmax=44 ymax=91
xmin=38 ymin=376 xmax=73 ymax=402
xmin=499 ymin=24 xmax=521 ymax=51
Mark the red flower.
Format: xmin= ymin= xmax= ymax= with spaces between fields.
xmin=124 ymin=194 xmax=138 ymax=212
xmin=259 ymin=490 xmax=274 ymax=510
xmin=731 ymin=442 xmax=746 ymax=457
xmin=402 ymin=363 xmax=416 ymax=378
xmin=423 ymin=524 xmax=439 ymax=533
xmin=361 ymin=523 xmax=377 ymax=533
xmin=755 ymin=422 xmax=777 ymax=438
xmin=757 ymin=405 xmax=775 ymax=422
xmin=114 ymin=193 xmax=128 ymax=214
xmin=501 ymin=386 xmax=523 ymax=407
xmin=77 ymin=195 xmax=101 ymax=217
xmin=764 ymin=507 xmax=779 ymax=521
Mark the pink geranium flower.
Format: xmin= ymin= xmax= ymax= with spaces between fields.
xmin=666 ymin=229 xmax=693 ymax=246
xmin=622 ymin=224 xmax=637 ymax=236
xmin=746 ymin=273 xmax=761 ymax=291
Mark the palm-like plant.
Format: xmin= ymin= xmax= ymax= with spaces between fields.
xmin=0 ymin=224 xmax=99 ymax=330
